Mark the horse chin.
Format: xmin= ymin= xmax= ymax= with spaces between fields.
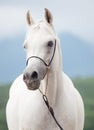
xmin=26 ymin=80 xmax=40 ymax=90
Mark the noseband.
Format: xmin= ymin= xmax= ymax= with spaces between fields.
xmin=26 ymin=40 xmax=56 ymax=67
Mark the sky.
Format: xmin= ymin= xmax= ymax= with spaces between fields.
xmin=0 ymin=0 xmax=94 ymax=82
xmin=0 ymin=0 xmax=94 ymax=44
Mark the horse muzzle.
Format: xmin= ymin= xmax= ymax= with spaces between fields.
xmin=23 ymin=71 xmax=40 ymax=90
xmin=23 ymin=59 xmax=47 ymax=90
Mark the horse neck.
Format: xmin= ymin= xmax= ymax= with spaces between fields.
xmin=40 ymin=39 xmax=63 ymax=106
xmin=45 ymin=41 xmax=63 ymax=106
xmin=45 ymin=69 xmax=62 ymax=106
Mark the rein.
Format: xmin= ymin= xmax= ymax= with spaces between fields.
xmin=39 ymin=70 xmax=64 ymax=130
xmin=26 ymin=39 xmax=64 ymax=130
xmin=43 ymin=95 xmax=64 ymax=130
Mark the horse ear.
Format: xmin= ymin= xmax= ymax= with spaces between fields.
xmin=44 ymin=8 xmax=53 ymax=25
xmin=26 ymin=10 xmax=35 ymax=25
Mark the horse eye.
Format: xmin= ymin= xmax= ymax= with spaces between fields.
xmin=47 ymin=41 xmax=53 ymax=47
xmin=23 ymin=42 xmax=27 ymax=49
xmin=23 ymin=45 xmax=26 ymax=49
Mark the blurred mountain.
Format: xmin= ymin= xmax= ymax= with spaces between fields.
xmin=0 ymin=32 xmax=94 ymax=83
xmin=0 ymin=34 xmax=26 ymax=83
xmin=59 ymin=32 xmax=94 ymax=77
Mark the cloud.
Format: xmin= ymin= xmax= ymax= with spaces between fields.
xmin=0 ymin=5 xmax=26 ymax=39
xmin=0 ymin=0 xmax=94 ymax=44
xmin=61 ymin=0 xmax=94 ymax=44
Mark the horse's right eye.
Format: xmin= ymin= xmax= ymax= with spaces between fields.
xmin=23 ymin=45 xmax=26 ymax=48
xmin=23 ymin=42 xmax=27 ymax=49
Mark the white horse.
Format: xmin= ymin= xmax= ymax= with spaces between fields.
xmin=6 ymin=8 xmax=84 ymax=130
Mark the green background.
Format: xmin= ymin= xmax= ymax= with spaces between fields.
xmin=0 ymin=77 xmax=94 ymax=130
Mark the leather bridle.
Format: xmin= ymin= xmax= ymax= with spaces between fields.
xmin=25 ymin=40 xmax=64 ymax=130
xmin=26 ymin=40 xmax=56 ymax=67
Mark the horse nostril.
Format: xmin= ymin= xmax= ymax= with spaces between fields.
xmin=31 ymin=71 xmax=38 ymax=80
xmin=23 ymin=74 xmax=26 ymax=81
xmin=23 ymin=73 xmax=29 ymax=81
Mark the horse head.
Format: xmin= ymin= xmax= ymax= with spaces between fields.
xmin=23 ymin=8 xmax=61 ymax=90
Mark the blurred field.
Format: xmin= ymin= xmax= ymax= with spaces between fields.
xmin=0 ymin=77 xmax=94 ymax=130
xmin=73 ymin=77 xmax=94 ymax=130
xmin=0 ymin=84 xmax=10 ymax=130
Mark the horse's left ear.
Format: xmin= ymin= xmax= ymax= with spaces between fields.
xmin=44 ymin=8 xmax=53 ymax=25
